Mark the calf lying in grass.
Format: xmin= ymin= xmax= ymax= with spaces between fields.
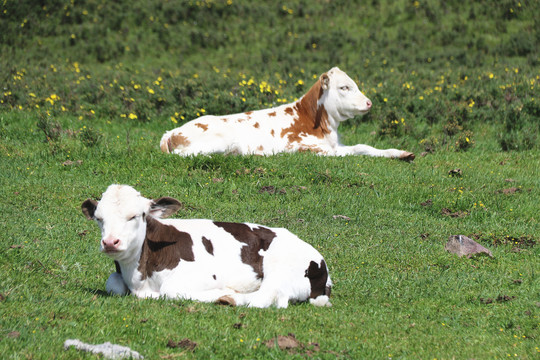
xmin=82 ymin=185 xmax=332 ymax=308
xmin=160 ymin=67 xmax=414 ymax=161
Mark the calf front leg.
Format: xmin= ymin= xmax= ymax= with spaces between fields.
xmin=337 ymin=144 xmax=414 ymax=161
xmin=105 ymin=272 xmax=130 ymax=295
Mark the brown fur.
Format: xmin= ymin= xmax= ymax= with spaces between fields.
xmin=138 ymin=217 xmax=195 ymax=279
xmin=195 ymin=123 xmax=208 ymax=131
xmin=268 ymin=111 xmax=277 ymax=117
xmin=82 ymin=199 xmax=98 ymax=219
xmin=162 ymin=133 xmax=191 ymax=153
xmin=280 ymin=78 xmax=330 ymax=144
xmin=216 ymin=295 xmax=236 ymax=306
xmin=214 ymin=222 xmax=276 ymax=279
xmin=202 ymin=236 xmax=214 ymax=255
xmin=304 ymin=260 xmax=330 ymax=299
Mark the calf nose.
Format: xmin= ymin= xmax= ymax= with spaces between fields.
xmin=102 ymin=237 xmax=120 ymax=252
xmin=366 ymin=100 xmax=372 ymax=109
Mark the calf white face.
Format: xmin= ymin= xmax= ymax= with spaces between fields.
xmin=82 ymin=185 xmax=182 ymax=262
xmin=320 ymin=67 xmax=372 ymax=120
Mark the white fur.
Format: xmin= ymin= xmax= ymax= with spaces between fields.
xmin=160 ymin=67 xmax=414 ymax=160
xmin=83 ymin=185 xmax=332 ymax=308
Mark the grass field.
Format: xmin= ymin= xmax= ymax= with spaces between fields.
xmin=1 ymin=0 xmax=539 ymax=359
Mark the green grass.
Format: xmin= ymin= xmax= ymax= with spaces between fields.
xmin=1 ymin=0 xmax=539 ymax=359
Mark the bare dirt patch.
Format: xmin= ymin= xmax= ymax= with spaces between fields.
xmin=264 ymin=333 xmax=322 ymax=356
xmin=441 ymin=208 xmax=468 ymax=218
xmin=420 ymin=199 xmax=433 ymax=207
xmin=498 ymin=187 xmax=521 ymax=194
xmin=479 ymin=295 xmax=516 ymax=304
xmin=167 ymin=338 xmax=197 ymax=351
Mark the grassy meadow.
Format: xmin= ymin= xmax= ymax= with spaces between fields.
xmin=1 ymin=0 xmax=539 ymax=358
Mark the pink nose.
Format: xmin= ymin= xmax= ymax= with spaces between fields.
xmin=366 ymin=100 xmax=372 ymax=109
xmin=102 ymin=237 xmax=120 ymax=252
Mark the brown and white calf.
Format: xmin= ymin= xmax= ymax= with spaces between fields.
xmin=160 ymin=67 xmax=414 ymax=161
xmin=81 ymin=185 xmax=332 ymax=308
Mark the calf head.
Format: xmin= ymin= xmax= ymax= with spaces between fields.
xmin=319 ymin=67 xmax=372 ymax=121
xmin=81 ymin=185 xmax=182 ymax=262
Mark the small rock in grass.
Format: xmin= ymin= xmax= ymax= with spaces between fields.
xmin=445 ymin=235 xmax=493 ymax=258
xmin=332 ymin=214 xmax=351 ymax=221
xmin=64 ymin=339 xmax=143 ymax=359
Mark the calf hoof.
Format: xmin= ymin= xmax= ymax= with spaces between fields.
xmin=216 ymin=295 xmax=236 ymax=306
xmin=399 ymin=152 xmax=415 ymax=162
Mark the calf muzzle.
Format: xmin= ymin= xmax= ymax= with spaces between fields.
xmin=102 ymin=237 xmax=120 ymax=253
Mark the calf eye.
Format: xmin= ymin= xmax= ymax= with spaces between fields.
xmin=340 ymin=86 xmax=350 ymax=91
xmin=128 ymin=215 xmax=137 ymax=221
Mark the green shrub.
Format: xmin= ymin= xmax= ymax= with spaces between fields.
xmin=498 ymin=106 xmax=538 ymax=151
xmin=36 ymin=114 xmax=62 ymax=143
xmin=454 ymin=130 xmax=475 ymax=151
xmin=78 ymin=126 xmax=103 ymax=147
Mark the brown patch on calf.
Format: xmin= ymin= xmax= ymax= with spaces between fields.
xmin=253 ymin=122 xmax=260 ymax=128
xmin=165 ymin=133 xmax=191 ymax=152
xmin=217 ymin=295 xmax=237 ymax=306
xmin=195 ymin=123 xmax=208 ymax=131
xmin=82 ymin=199 xmax=98 ymax=219
xmin=268 ymin=111 xmax=277 ymax=117
xmin=214 ymin=222 xmax=276 ymax=278
xmin=280 ymin=79 xmax=330 ymax=144
xmin=138 ymin=217 xmax=195 ymax=279
xmin=202 ymin=236 xmax=214 ymax=255
xmin=304 ymin=260 xmax=330 ymax=299
xmin=160 ymin=139 xmax=170 ymax=153
xmin=257 ymin=145 xmax=264 ymax=152
xmin=271 ymin=129 xmax=275 ymax=137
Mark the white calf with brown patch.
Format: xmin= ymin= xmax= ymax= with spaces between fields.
xmin=160 ymin=67 xmax=414 ymax=161
xmin=82 ymin=185 xmax=332 ymax=308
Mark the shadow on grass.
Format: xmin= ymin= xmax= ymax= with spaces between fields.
xmin=84 ymin=288 xmax=116 ymax=297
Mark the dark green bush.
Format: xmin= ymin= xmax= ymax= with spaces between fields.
xmin=78 ymin=126 xmax=103 ymax=147
xmin=36 ymin=114 xmax=62 ymax=143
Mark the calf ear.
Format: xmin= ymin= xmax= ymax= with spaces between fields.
xmin=149 ymin=197 xmax=182 ymax=218
xmin=320 ymin=73 xmax=330 ymax=90
xmin=82 ymin=199 xmax=98 ymax=220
